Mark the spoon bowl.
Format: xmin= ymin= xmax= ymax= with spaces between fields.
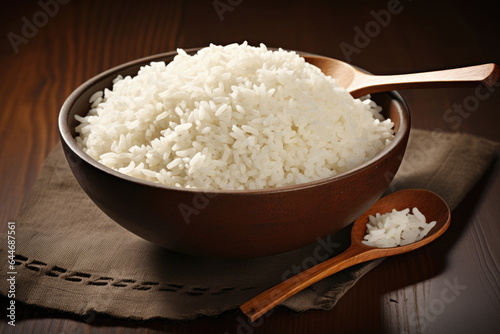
xmin=304 ymin=55 xmax=499 ymax=98
xmin=240 ymin=189 xmax=451 ymax=322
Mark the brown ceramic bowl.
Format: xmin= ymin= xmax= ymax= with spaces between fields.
xmin=59 ymin=49 xmax=410 ymax=258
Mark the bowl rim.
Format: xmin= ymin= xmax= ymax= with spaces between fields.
xmin=59 ymin=48 xmax=410 ymax=195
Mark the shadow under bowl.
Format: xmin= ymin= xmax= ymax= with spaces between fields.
xmin=58 ymin=49 xmax=410 ymax=258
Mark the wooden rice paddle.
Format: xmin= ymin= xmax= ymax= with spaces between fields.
xmin=240 ymin=189 xmax=451 ymax=322
xmin=303 ymin=56 xmax=500 ymax=98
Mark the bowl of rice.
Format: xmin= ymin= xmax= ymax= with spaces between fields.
xmin=59 ymin=43 xmax=410 ymax=257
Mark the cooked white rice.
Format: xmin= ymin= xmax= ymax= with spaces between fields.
xmin=362 ymin=208 xmax=437 ymax=247
xmin=75 ymin=42 xmax=394 ymax=190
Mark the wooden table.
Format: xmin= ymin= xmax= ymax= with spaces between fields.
xmin=1 ymin=0 xmax=499 ymax=333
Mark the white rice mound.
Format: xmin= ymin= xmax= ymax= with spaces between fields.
xmin=362 ymin=208 xmax=437 ymax=248
xmin=75 ymin=42 xmax=395 ymax=190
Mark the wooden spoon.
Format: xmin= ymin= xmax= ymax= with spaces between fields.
xmin=303 ymin=56 xmax=500 ymax=98
xmin=240 ymin=189 xmax=451 ymax=322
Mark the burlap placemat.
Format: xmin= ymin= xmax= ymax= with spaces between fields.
xmin=1 ymin=129 xmax=498 ymax=320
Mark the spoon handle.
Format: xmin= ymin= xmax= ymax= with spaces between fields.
xmin=240 ymin=244 xmax=381 ymax=322
xmin=351 ymin=63 xmax=499 ymax=97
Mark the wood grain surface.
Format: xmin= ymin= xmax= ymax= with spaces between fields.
xmin=1 ymin=0 xmax=499 ymax=333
